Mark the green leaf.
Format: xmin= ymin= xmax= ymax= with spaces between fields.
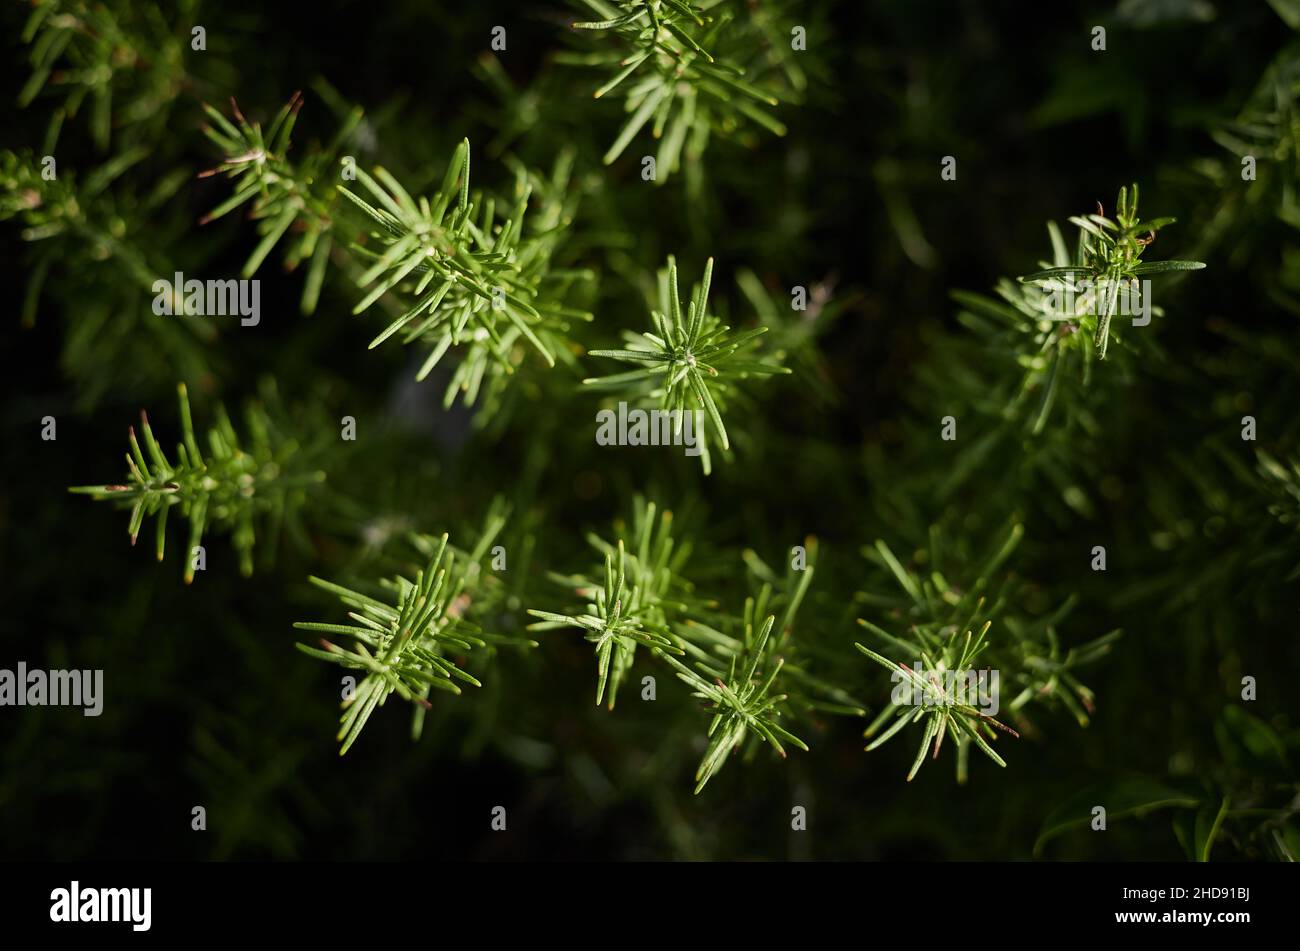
xmin=603 ymin=88 xmax=667 ymax=165
xmin=1130 ymin=260 xmax=1207 ymax=275
xmin=1215 ymin=705 xmax=1289 ymax=776
xmin=1034 ymin=778 xmax=1199 ymax=856
xmin=1194 ymin=796 xmax=1229 ymax=862
xmin=1018 ymin=266 xmax=1094 ymax=283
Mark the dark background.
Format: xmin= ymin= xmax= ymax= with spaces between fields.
xmin=2 ymin=0 xmax=1298 ymax=860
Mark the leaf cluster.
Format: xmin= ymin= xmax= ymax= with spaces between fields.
xmin=584 ymin=255 xmax=789 ymax=472
xmin=1018 ymin=183 xmax=1206 ymax=359
xmin=529 ymin=498 xmax=861 ymax=792
xmin=69 ymin=382 xmax=327 ymax=583
xmin=199 ymin=90 xmax=364 ymax=314
xmin=338 ymin=139 xmax=593 ymax=408
xmin=294 ymin=515 xmax=535 ymax=754
xmin=854 ymin=522 xmax=1120 ymax=781
xmin=564 ymin=0 xmax=793 ymax=178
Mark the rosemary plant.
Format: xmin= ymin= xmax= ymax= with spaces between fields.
xmin=69 ymin=383 xmax=326 ymax=583
xmin=18 ymin=0 xmax=195 ymax=151
xmin=529 ymin=497 xmax=861 ymax=792
xmin=855 ymin=522 xmax=1119 ymax=781
xmin=295 ymin=524 xmax=535 ymax=754
xmin=0 ymin=145 xmax=218 ymax=401
xmin=11 ymin=0 xmax=1299 ymax=865
xmin=528 ymin=498 xmax=696 ymax=706
xmin=564 ymin=0 xmax=791 ymax=178
xmin=528 ymin=540 xmax=685 ymax=708
xmin=584 ymin=255 xmax=789 ymax=472
xmin=1018 ymin=184 xmax=1205 ymax=359
xmin=855 ymin=622 xmax=1018 ymax=782
xmin=200 ymin=93 xmax=364 ymax=314
xmin=663 ymin=612 xmax=807 ymax=793
xmin=338 ymin=139 xmax=592 ymax=407
xmin=663 ymin=569 xmax=857 ymax=794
